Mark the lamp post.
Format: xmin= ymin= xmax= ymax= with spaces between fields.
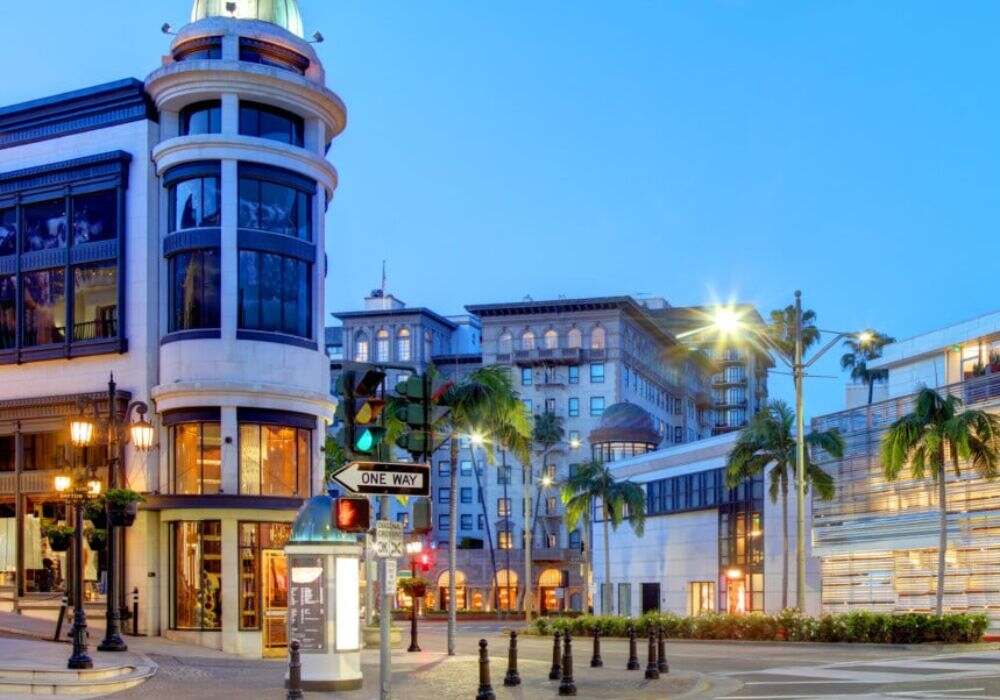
xmin=405 ymin=540 xmax=423 ymax=653
xmin=69 ymin=374 xmax=155 ymax=653
xmin=54 ymin=471 xmax=103 ymax=669
xmin=691 ymin=295 xmax=870 ymax=611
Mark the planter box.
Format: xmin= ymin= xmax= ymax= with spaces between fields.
xmin=363 ymin=624 xmax=403 ymax=649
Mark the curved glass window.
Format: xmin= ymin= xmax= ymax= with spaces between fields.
xmin=238 ymin=251 xmax=311 ymax=338
xmin=173 ymin=422 xmax=222 ymax=495
xmin=22 ymin=199 xmax=66 ymax=252
xmin=71 ymin=190 xmax=116 ymax=245
xmin=180 ymin=101 xmax=222 ymax=136
xmin=239 ymin=102 xmax=304 ymax=147
xmin=0 ymin=209 xmax=15 ymax=256
xmin=239 ymin=423 xmax=311 ymax=497
xmin=169 ymin=175 xmax=221 ymax=231
xmin=0 ymin=275 xmax=14 ymax=349
xmin=173 ymin=36 xmax=222 ymax=62
xmin=169 ymin=250 xmax=221 ymax=331
xmin=239 ymin=38 xmax=309 ymax=75
xmin=238 ymin=176 xmax=311 ymax=240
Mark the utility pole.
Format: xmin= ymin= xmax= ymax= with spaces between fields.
xmin=379 ymin=493 xmax=392 ymax=700
xmin=793 ymin=290 xmax=807 ymax=612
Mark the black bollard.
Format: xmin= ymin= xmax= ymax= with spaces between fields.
xmin=657 ymin=625 xmax=669 ymax=674
xmin=590 ymin=627 xmax=603 ymax=668
xmin=132 ymin=588 xmax=139 ymax=637
xmin=626 ymin=624 xmax=640 ymax=671
xmin=558 ymin=630 xmax=577 ymax=696
xmin=549 ymin=631 xmax=563 ymax=680
xmin=645 ymin=629 xmax=660 ymax=680
xmin=503 ymin=630 xmax=521 ymax=687
xmin=287 ymin=640 xmax=304 ymax=700
xmin=476 ymin=639 xmax=496 ymax=700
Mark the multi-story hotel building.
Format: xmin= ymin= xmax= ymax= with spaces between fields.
xmin=0 ymin=0 xmax=343 ymax=656
xmin=812 ymin=310 xmax=1000 ymax=625
xmin=330 ymin=293 xmax=766 ymax=612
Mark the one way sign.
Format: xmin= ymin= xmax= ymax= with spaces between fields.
xmin=333 ymin=462 xmax=430 ymax=497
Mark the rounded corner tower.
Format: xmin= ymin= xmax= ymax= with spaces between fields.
xmin=142 ymin=1 xmax=345 ymax=656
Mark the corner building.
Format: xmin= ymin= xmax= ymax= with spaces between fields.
xmin=0 ymin=0 xmax=344 ymax=657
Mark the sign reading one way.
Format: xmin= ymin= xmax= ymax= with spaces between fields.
xmin=333 ymin=462 xmax=430 ymax=497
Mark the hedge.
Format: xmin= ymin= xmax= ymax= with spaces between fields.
xmin=530 ymin=610 xmax=989 ymax=644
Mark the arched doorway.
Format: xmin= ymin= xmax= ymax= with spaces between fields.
xmin=538 ymin=568 xmax=563 ymax=614
xmin=494 ymin=569 xmax=518 ymax=612
xmin=437 ymin=570 xmax=467 ymax=612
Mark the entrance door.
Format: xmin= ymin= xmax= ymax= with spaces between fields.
xmin=262 ymin=550 xmax=288 ymax=657
xmin=641 ymin=583 xmax=660 ymax=613
xmin=726 ymin=578 xmax=746 ymax=614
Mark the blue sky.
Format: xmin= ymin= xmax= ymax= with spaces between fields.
xmin=2 ymin=1 xmax=998 ymax=418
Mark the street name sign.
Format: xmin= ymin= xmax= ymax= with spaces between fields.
xmin=333 ymin=461 xmax=430 ymax=497
xmin=374 ymin=520 xmax=404 ymax=559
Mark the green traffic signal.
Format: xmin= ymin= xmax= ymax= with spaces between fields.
xmin=355 ymin=426 xmax=386 ymax=454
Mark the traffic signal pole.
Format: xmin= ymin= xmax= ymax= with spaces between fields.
xmin=379 ymin=493 xmax=391 ymax=700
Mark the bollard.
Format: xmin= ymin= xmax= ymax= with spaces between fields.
xmin=626 ymin=624 xmax=640 ymax=671
xmin=558 ymin=631 xmax=577 ymax=696
xmin=590 ymin=628 xmax=603 ymax=668
xmin=476 ymin=639 xmax=496 ymax=700
xmin=645 ymin=629 xmax=660 ymax=680
xmin=657 ymin=625 xmax=669 ymax=674
xmin=549 ymin=631 xmax=563 ymax=680
xmin=503 ymin=630 xmax=521 ymax=687
xmin=132 ymin=588 xmax=139 ymax=637
xmin=287 ymin=640 xmax=304 ymax=700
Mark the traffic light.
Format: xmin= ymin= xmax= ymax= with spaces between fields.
xmin=411 ymin=497 xmax=432 ymax=535
xmin=335 ymin=366 xmax=387 ymax=457
xmin=417 ymin=550 xmax=434 ymax=573
xmin=394 ymin=374 xmax=452 ymax=461
xmin=333 ymin=497 xmax=371 ymax=533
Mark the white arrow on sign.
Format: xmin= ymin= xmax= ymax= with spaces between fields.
xmin=333 ymin=462 xmax=430 ymax=497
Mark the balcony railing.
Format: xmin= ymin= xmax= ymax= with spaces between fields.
xmin=0 ymin=467 xmax=109 ymax=496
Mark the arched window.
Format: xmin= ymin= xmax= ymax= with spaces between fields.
xmin=544 ymin=329 xmax=558 ymax=350
xmin=521 ymin=330 xmax=536 ymax=351
xmin=376 ymin=329 xmax=390 ymax=362
xmin=396 ymin=327 xmax=411 ymax=361
xmin=498 ymin=331 xmax=513 ymax=354
xmin=567 ymin=328 xmax=582 ymax=349
xmin=495 ymin=570 xmax=519 ymax=612
xmin=438 ymin=570 xmax=468 ymax=612
xmin=590 ymin=326 xmax=606 ymax=350
xmin=539 ymin=568 xmax=562 ymax=587
xmin=354 ymin=331 xmax=369 ymax=362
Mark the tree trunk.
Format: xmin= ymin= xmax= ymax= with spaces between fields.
xmin=868 ymin=378 xmax=875 ymax=405
xmin=936 ymin=470 xmax=948 ymax=617
xmin=781 ymin=483 xmax=789 ymax=611
xmin=603 ymin=516 xmax=611 ymax=614
xmin=502 ymin=450 xmax=512 ymax=618
xmin=470 ymin=446 xmax=499 ymax=613
xmin=583 ymin=511 xmax=592 ymax=613
xmin=448 ymin=437 xmax=459 ymax=655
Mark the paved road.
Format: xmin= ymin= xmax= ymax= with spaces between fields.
xmin=4 ymin=617 xmax=1000 ymax=699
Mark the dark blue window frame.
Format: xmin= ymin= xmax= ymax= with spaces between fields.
xmin=0 ymin=152 xmax=130 ymax=365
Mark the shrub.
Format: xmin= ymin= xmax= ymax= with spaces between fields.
xmin=529 ymin=610 xmax=989 ymax=644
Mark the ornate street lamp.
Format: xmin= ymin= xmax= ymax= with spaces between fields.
xmin=70 ymin=374 xmax=156 ymax=653
xmin=54 ymin=469 xmax=102 ymax=670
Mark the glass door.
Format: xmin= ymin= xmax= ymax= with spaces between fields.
xmin=262 ymin=550 xmax=288 ymax=656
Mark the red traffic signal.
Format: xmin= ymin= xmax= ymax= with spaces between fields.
xmin=333 ymin=497 xmax=370 ymax=533
xmin=418 ymin=553 xmax=432 ymax=572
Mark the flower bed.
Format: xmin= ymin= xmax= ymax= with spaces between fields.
xmin=530 ymin=610 xmax=989 ymax=645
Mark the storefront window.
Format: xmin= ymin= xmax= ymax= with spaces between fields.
xmin=172 ymin=521 xmax=222 ymax=630
xmin=169 ymin=250 xmax=221 ymax=331
xmin=169 ymin=175 xmax=221 ymax=231
xmin=173 ymin=423 xmax=222 ymax=495
xmin=22 ymin=199 xmax=66 ymax=252
xmin=238 ymin=522 xmax=292 ymax=635
xmin=238 ymin=176 xmax=311 ymax=240
xmin=238 ymin=424 xmax=311 ymax=497
xmin=71 ymin=190 xmax=116 ymax=244
xmin=0 ymin=275 xmax=14 ymax=349
xmin=0 ymin=208 xmax=15 ymax=256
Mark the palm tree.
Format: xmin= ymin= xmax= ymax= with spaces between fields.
xmin=841 ymin=330 xmax=896 ymax=405
xmin=562 ymin=459 xmax=646 ymax=615
xmin=439 ymin=365 xmax=530 ymax=655
xmin=523 ymin=412 xmax=564 ymax=619
xmin=766 ymin=305 xmax=819 ymax=361
xmin=725 ymin=401 xmax=842 ymax=610
xmin=881 ymin=387 xmax=1000 ymax=615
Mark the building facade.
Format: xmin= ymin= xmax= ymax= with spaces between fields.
xmin=0 ymin=0 xmax=343 ymax=657
xmin=812 ymin=311 xmax=1000 ymax=625
xmin=592 ymin=432 xmax=820 ymax=617
xmin=329 ymin=293 xmax=765 ymax=612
